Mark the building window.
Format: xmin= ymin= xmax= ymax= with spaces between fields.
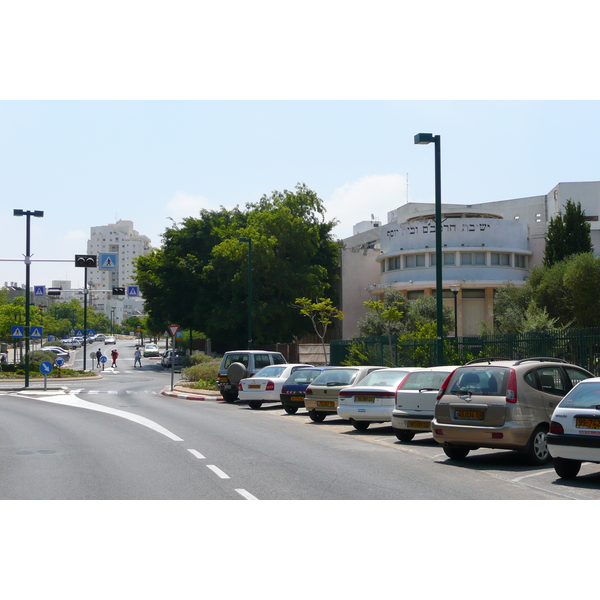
xmin=407 ymin=290 xmax=424 ymax=300
xmin=515 ymin=254 xmax=527 ymax=268
xmin=443 ymin=253 xmax=455 ymax=266
xmin=461 ymin=252 xmax=486 ymax=265
xmin=462 ymin=289 xmax=485 ymax=299
xmin=389 ymin=256 xmax=401 ymax=271
xmin=406 ymin=253 xmax=425 ymax=268
xmin=491 ymin=252 xmax=510 ymax=266
xmin=381 ymin=260 xmax=386 ymax=273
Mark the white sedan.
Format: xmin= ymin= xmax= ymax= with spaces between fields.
xmin=337 ymin=367 xmax=422 ymax=430
xmin=548 ymin=377 xmax=600 ymax=479
xmin=238 ymin=364 xmax=313 ymax=409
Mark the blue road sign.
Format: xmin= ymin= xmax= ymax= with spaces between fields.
xmin=75 ymin=329 xmax=83 ymax=337
xmin=100 ymin=356 xmax=107 ymax=363
xmin=40 ymin=361 xmax=53 ymax=375
xmin=99 ymin=253 xmax=118 ymax=270
xmin=55 ymin=357 xmax=64 ymax=367
xmin=11 ymin=326 xmax=24 ymax=338
xmin=30 ymin=326 xmax=43 ymax=338
xmin=87 ymin=329 xmax=95 ymax=337
xmin=34 ymin=285 xmax=46 ymax=296
xmin=127 ymin=285 xmax=139 ymax=297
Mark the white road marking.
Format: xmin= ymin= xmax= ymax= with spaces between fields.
xmin=89 ymin=391 xmax=99 ymax=394
xmin=511 ymin=470 xmax=549 ymax=483
xmin=188 ymin=449 xmax=205 ymax=459
xmin=21 ymin=393 xmax=184 ymax=441
xmin=235 ymin=489 xmax=259 ymax=500
xmin=207 ymin=465 xmax=230 ymax=479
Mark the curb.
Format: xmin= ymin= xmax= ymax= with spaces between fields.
xmin=161 ymin=387 xmax=224 ymax=402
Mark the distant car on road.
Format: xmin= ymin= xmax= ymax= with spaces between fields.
xmin=104 ymin=336 xmax=116 ymax=345
xmin=143 ymin=343 xmax=160 ymax=358
xmin=162 ymin=350 xmax=184 ymax=370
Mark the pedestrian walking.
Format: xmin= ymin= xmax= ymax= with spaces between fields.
xmin=111 ymin=348 xmax=119 ymax=368
xmin=134 ymin=346 xmax=142 ymax=368
xmin=96 ymin=348 xmax=103 ymax=368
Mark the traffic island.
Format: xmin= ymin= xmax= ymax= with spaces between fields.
xmin=161 ymin=385 xmax=224 ymax=402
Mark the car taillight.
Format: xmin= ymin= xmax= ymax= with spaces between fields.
xmin=238 ymin=382 xmax=243 ymax=391
xmin=550 ymin=420 xmax=564 ymax=434
xmin=395 ymin=374 xmax=410 ymax=391
xmin=266 ymin=381 xmax=274 ymax=391
xmin=338 ymin=390 xmax=351 ymax=397
xmin=305 ymin=388 xmax=313 ymax=395
xmin=436 ymin=370 xmax=455 ymax=400
xmin=506 ymin=368 xmax=517 ymax=403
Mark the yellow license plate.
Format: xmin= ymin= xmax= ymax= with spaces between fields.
xmin=317 ymin=401 xmax=335 ymax=407
xmin=355 ymin=396 xmax=375 ymax=403
xmin=576 ymin=417 xmax=600 ymax=429
xmin=290 ymin=396 xmax=303 ymax=402
xmin=455 ymin=410 xmax=484 ymax=420
xmin=407 ymin=420 xmax=430 ymax=429
xmin=249 ymin=384 xmax=260 ymax=389
xmin=219 ymin=376 xmax=228 ymax=382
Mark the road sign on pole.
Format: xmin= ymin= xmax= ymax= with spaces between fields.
xmin=127 ymin=285 xmax=139 ymax=297
xmin=11 ymin=326 xmax=24 ymax=338
xmin=168 ymin=325 xmax=180 ymax=337
xmin=30 ymin=326 xmax=43 ymax=338
xmin=34 ymin=285 xmax=46 ymax=296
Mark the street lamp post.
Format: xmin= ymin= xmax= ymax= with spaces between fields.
xmin=450 ymin=285 xmax=460 ymax=340
xmin=414 ymin=133 xmax=443 ymax=365
xmin=238 ymin=237 xmax=253 ymax=350
xmin=13 ymin=209 xmax=44 ymax=388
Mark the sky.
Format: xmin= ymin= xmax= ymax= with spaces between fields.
xmin=3 ymin=99 xmax=600 ymax=288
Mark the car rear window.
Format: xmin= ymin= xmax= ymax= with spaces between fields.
xmin=402 ymin=371 xmax=453 ymax=390
xmin=286 ymin=369 xmax=323 ymax=384
xmin=255 ymin=366 xmax=286 ymax=378
xmin=358 ymin=370 xmax=411 ymax=387
xmin=559 ymin=381 xmax=600 ymax=409
xmin=311 ymin=369 xmax=358 ymax=386
xmin=450 ymin=368 xmax=508 ymax=396
xmin=224 ymin=353 xmax=249 ymax=368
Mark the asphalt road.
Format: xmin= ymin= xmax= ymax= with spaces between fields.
xmin=2 ymin=339 xmax=600 ymax=500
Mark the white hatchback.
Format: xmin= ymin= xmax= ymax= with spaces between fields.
xmin=548 ymin=377 xmax=600 ymax=479
xmin=238 ymin=364 xmax=313 ymax=410
xmin=391 ymin=366 xmax=458 ymax=442
xmin=337 ymin=367 xmax=422 ymax=430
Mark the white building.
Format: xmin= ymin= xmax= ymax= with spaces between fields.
xmin=86 ymin=220 xmax=151 ymax=321
xmin=340 ymin=181 xmax=600 ymax=339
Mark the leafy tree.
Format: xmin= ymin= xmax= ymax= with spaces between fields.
xmin=543 ymin=199 xmax=592 ymax=267
xmin=136 ymin=184 xmax=340 ymax=352
xmin=358 ymin=290 xmax=407 ymax=338
xmin=293 ymin=297 xmax=343 ymax=364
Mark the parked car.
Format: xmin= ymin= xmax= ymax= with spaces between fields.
xmin=61 ymin=338 xmax=80 ymax=349
xmin=304 ymin=366 xmax=384 ymax=423
xmin=94 ymin=334 xmax=106 ymax=343
xmin=432 ymin=357 xmax=594 ymax=464
xmin=280 ymin=367 xmax=333 ymax=414
xmin=104 ymin=336 xmax=116 ymax=345
xmin=217 ymin=350 xmax=287 ymax=403
xmin=40 ymin=346 xmax=70 ymax=361
xmin=391 ymin=366 xmax=458 ymax=441
xmin=548 ymin=377 xmax=600 ymax=479
xmin=161 ymin=350 xmax=184 ymax=370
xmin=143 ymin=343 xmax=160 ymax=358
xmin=238 ymin=363 xmax=313 ymax=409
xmin=337 ymin=367 xmax=423 ymax=430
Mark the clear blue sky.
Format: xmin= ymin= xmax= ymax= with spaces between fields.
xmin=2 ymin=2 xmax=599 ymax=289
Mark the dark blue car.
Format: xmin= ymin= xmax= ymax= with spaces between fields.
xmin=280 ymin=367 xmax=332 ymax=414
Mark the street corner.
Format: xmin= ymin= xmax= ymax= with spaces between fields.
xmin=160 ymin=386 xmax=224 ymax=402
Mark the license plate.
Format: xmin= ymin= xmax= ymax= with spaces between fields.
xmin=407 ymin=420 xmax=430 ymax=429
xmin=455 ymin=409 xmax=484 ymax=420
xmin=249 ymin=384 xmax=260 ymax=389
xmin=355 ymin=396 xmax=375 ymax=403
xmin=576 ymin=417 xmax=600 ymax=429
xmin=219 ymin=376 xmax=228 ymax=382
xmin=317 ymin=401 xmax=335 ymax=407
xmin=290 ymin=396 xmax=303 ymax=402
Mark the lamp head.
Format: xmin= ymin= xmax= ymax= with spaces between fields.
xmin=414 ymin=133 xmax=435 ymax=145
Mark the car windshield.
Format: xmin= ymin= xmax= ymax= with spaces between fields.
xmin=401 ymin=371 xmax=453 ymax=390
xmin=286 ymin=369 xmax=324 ymax=385
xmin=358 ymin=370 xmax=410 ymax=387
xmin=255 ymin=366 xmax=287 ymax=378
xmin=449 ymin=368 xmax=508 ymax=396
xmin=145 ymin=344 xmax=157 ymax=349
xmin=311 ymin=369 xmax=358 ymax=386
xmin=224 ymin=353 xmax=249 ymax=368
xmin=559 ymin=382 xmax=600 ymax=409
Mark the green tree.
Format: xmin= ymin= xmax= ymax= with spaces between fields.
xmin=293 ymin=297 xmax=343 ymax=364
xmin=358 ymin=290 xmax=407 ymax=338
xmin=543 ymin=199 xmax=592 ymax=267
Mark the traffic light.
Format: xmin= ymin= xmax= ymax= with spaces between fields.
xmin=47 ymin=288 xmax=61 ymax=296
xmin=75 ymin=254 xmax=97 ymax=268
xmin=112 ymin=287 xmax=126 ymax=295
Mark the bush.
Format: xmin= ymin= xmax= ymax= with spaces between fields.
xmin=182 ymin=361 xmax=219 ymax=382
xmin=186 ymin=353 xmax=215 ymax=366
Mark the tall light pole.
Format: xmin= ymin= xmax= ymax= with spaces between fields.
xmin=450 ymin=285 xmax=460 ymax=340
xmin=13 ymin=209 xmax=44 ymax=387
xmin=238 ymin=237 xmax=252 ymax=350
xmin=414 ymin=133 xmax=444 ymax=365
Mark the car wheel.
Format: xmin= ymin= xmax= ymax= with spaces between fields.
xmin=525 ymin=426 xmax=550 ymax=465
xmin=308 ymin=410 xmax=326 ymax=422
xmin=553 ymin=457 xmax=582 ymax=479
xmin=443 ymin=444 xmax=470 ymax=460
xmin=221 ymin=391 xmax=237 ymax=403
xmin=283 ymin=405 xmax=298 ymax=415
xmin=350 ymin=419 xmax=370 ymax=431
xmin=394 ymin=429 xmax=415 ymax=442
xmin=248 ymin=401 xmax=263 ymax=410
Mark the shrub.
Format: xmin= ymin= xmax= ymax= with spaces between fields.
xmin=186 ymin=353 xmax=215 ymax=366
xmin=182 ymin=361 xmax=219 ymax=383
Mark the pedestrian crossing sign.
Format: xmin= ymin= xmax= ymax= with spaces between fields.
xmin=11 ymin=326 xmax=24 ymax=337
xmin=99 ymin=252 xmax=118 ymax=270
xmin=30 ymin=327 xmax=43 ymax=338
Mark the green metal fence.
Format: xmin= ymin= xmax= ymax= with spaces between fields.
xmin=330 ymin=328 xmax=600 ymax=375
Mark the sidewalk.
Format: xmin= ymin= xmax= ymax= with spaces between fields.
xmin=161 ymin=384 xmax=224 ymax=402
